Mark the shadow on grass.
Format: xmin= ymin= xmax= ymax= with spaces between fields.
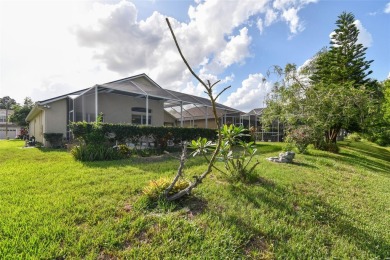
xmin=176 ymin=196 xmax=209 ymax=216
xmin=78 ymin=151 xmax=206 ymax=172
xmin=290 ymin=161 xmax=318 ymax=169
xmin=306 ymin=196 xmax=390 ymax=258
xmin=228 ymin=181 xmax=390 ymax=258
xmin=78 ymin=153 xmax=180 ymax=168
xmin=310 ymin=150 xmax=390 ymax=175
xmin=165 ymin=191 xmax=273 ymax=257
xmin=37 ymin=147 xmax=68 ymax=153
xmin=344 ymin=143 xmax=390 ymax=162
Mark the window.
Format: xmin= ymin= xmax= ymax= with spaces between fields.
xmin=131 ymin=107 xmax=152 ymax=125
xmin=132 ymin=114 xmax=151 ymax=125
xmin=0 ymin=116 xmax=7 ymax=123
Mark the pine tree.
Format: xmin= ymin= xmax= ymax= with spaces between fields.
xmin=311 ymin=12 xmax=373 ymax=88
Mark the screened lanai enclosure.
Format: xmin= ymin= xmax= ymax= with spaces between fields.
xmin=240 ymin=108 xmax=284 ymax=142
xmin=65 ymin=74 xmax=242 ymax=137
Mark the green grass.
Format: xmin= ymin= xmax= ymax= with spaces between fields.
xmin=0 ymin=139 xmax=389 ymax=259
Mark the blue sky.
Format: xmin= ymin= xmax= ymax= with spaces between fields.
xmin=1 ymin=0 xmax=389 ymax=111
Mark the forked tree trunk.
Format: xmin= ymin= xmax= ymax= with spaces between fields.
xmin=164 ymin=18 xmax=230 ymax=201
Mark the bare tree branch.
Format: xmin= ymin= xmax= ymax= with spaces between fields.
xmin=166 ymin=18 xmax=207 ymax=90
xmin=164 ymin=18 xmax=226 ymax=201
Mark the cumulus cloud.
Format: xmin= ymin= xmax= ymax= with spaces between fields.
xmin=282 ymin=7 xmax=304 ymax=35
xmin=354 ymin=20 xmax=373 ymax=47
xmin=265 ymin=8 xmax=279 ymax=26
xmin=270 ymin=0 xmax=317 ymax=37
xmin=72 ymin=0 xmax=318 ymax=98
xmin=73 ymin=0 xmax=272 ymax=93
xmin=385 ymin=2 xmax=390 ymax=13
xmin=257 ymin=18 xmax=264 ymax=34
xmin=220 ymin=27 xmax=252 ymax=66
xmin=224 ymin=73 xmax=273 ymax=112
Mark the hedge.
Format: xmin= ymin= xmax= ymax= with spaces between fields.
xmin=43 ymin=133 xmax=63 ymax=148
xmin=69 ymin=122 xmax=217 ymax=146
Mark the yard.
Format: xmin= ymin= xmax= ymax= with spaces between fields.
xmin=0 ymin=139 xmax=389 ymax=258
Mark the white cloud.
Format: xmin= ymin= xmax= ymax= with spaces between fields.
xmin=0 ymin=0 xmax=318 ymax=105
xmin=213 ymin=27 xmax=252 ymax=69
xmin=282 ymin=7 xmax=304 ymax=35
xmin=0 ymin=1 xmax=109 ymax=103
xmin=257 ymin=18 xmax=264 ymax=34
xmin=265 ymin=8 xmax=279 ymax=26
xmin=270 ymin=0 xmax=317 ymax=37
xmin=387 ymin=72 xmax=390 ymax=79
xmin=385 ymin=2 xmax=390 ymax=13
xmin=273 ymin=0 xmax=295 ymax=10
xmin=224 ymin=73 xmax=273 ymax=112
xmin=73 ymin=0 xmax=267 ymax=91
xmin=354 ymin=20 xmax=373 ymax=47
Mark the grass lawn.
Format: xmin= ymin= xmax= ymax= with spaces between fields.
xmin=0 ymin=139 xmax=389 ymax=259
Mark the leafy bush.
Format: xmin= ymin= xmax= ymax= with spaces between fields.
xmin=115 ymin=144 xmax=132 ymax=158
xmin=135 ymin=148 xmax=159 ymax=157
xmin=286 ymin=126 xmax=314 ymax=154
xmin=70 ymin=122 xmax=217 ymax=147
xmin=346 ymin=132 xmax=361 ymax=142
xmin=71 ymin=144 xmax=124 ymax=161
xmin=143 ymin=177 xmax=189 ymax=200
xmin=43 ymin=133 xmax=63 ymax=148
xmin=365 ymin=127 xmax=390 ymax=146
xmin=315 ymin=141 xmax=340 ymax=153
xmin=190 ymin=125 xmax=259 ymax=182
xmin=283 ymin=141 xmax=295 ymax=152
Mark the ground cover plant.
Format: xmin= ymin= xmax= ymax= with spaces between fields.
xmin=0 ymin=139 xmax=389 ymax=258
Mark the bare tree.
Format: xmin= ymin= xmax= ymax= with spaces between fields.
xmin=163 ymin=18 xmax=230 ymax=201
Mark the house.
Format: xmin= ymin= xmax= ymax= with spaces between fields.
xmin=0 ymin=109 xmax=21 ymax=139
xmin=26 ymin=74 xmax=241 ymax=146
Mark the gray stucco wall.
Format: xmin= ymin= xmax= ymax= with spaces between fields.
xmin=73 ymin=92 xmax=165 ymax=126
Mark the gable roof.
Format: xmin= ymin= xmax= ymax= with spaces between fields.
xmin=242 ymin=108 xmax=265 ymax=116
xmin=26 ymin=73 xmax=242 ymax=122
xmin=98 ymin=74 xmax=180 ymax=101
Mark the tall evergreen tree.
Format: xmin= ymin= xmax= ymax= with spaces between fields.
xmin=264 ymin=12 xmax=379 ymax=150
xmin=309 ymin=11 xmax=376 ymax=136
xmin=311 ymin=12 xmax=373 ymax=88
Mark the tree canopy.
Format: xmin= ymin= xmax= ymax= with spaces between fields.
xmin=9 ymin=97 xmax=34 ymax=127
xmin=263 ymin=12 xmax=379 ymax=151
xmin=0 ymin=96 xmax=17 ymax=109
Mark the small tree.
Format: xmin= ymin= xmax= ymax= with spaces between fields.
xmin=158 ymin=19 xmax=259 ymax=201
xmin=10 ymin=97 xmax=34 ymax=127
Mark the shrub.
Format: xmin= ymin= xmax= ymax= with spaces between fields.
xmin=115 ymin=144 xmax=132 ymax=158
xmin=70 ymin=122 xmax=217 ymax=147
xmin=190 ymin=125 xmax=259 ymax=182
xmin=135 ymin=148 xmax=158 ymax=157
xmin=286 ymin=126 xmax=314 ymax=154
xmin=315 ymin=141 xmax=340 ymax=153
xmin=346 ymin=132 xmax=361 ymax=142
xmin=143 ymin=178 xmax=189 ymax=200
xmin=71 ymin=144 xmax=123 ymax=161
xmin=283 ymin=141 xmax=295 ymax=152
xmin=365 ymin=127 xmax=390 ymax=147
xmin=43 ymin=133 xmax=64 ymax=148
